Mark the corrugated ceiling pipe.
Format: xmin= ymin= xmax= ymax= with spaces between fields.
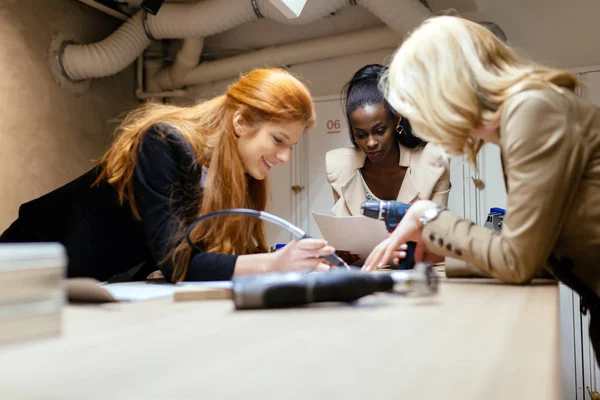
xmin=60 ymin=12 xmax=149 ymax=80
xmin=59 ymin=0 xmax=348 ymax=81
xmin=151 ymin=0 xmax=431 ymax=90
xmin=59 ymin=0 xmax=432 ymax=83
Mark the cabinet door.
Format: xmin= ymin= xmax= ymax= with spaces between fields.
xmin=264 ymin=156 xmax=293 ymax=248
xmin=448 ymin=143 xmax=507 ymax=227
xmin=556 ymin=69 xmax=600 ymax=400
xmin=567 ymin=69 xmax=600 ymax=400
xmin=448 ymin=154 xmax=483 ymax=222
xmin=477 ymin=143 xmax=507 ymax=224
xmin=303 ymin=95 xmax=352 ymax=237
xmin=264 ymin=95 xmax=352 ymax=245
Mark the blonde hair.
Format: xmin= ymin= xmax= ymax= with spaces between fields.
xmin=381 ymin=16 xmax=580 ymax=163
xmin=96 ymin=68 xmax=315 ymax=281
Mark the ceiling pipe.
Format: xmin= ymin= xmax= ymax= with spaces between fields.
xmin=75 ymin=0 xmax=130 ymax=21
xmin=182 ymin=26 xmax=399 ymax=88
xmin=55 ymin=0 xmax=431 ymax=84
xmin=148 ymin=38 xmax=205 ymax=92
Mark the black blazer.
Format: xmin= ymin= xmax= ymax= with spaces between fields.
xmin=0 ymin=125 xmax=238 ymax=282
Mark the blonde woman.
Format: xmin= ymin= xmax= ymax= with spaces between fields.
xmin=364 ymin=16 xmax=600 ymax=357
xmin=1 ymin=69 xmax=336 ymax=282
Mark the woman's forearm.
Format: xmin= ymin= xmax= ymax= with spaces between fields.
xmin=233 ymin=253 xmax=274 ymax=276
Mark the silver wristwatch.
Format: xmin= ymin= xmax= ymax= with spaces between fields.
xmin=419 ymin=205 xmax=445 ymax=226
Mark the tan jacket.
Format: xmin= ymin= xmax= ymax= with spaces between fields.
xmin=326 ymin=143 xmax=451 ymax=216
xmin=423 ymin=88 xmax=600 ymax=294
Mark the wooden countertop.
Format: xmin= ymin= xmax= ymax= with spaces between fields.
xmin=0 ymin=276 xmax=559 ymax=400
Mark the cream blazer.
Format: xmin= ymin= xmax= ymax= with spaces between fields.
xmin=325 ymin=143 xmax=451 ymax=216
xmin=422 ymin=88 xmax=600 ymax=294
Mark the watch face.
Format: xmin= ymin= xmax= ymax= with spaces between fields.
xmin=422 ymin=206 xmax=441 ymax=224
xmin=425 ymin=208 xmax=438 ymax=219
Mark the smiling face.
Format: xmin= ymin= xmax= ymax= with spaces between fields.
xmin=234 ymin=111 xmax=304 ymax=180
xmin=349 ymin=103 xmax=398 ymax=163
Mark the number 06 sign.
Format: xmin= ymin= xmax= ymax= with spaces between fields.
xmin=326 ymin=119 xmax=341 ymax=134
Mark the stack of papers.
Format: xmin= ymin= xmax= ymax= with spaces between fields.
xmin=0 ymin=243 xmax=66 ymax=347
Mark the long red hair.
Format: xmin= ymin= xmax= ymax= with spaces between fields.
xmin=95 ymin=68 xmax=315 ymax=281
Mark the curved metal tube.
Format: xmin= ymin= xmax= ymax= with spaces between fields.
xmin=185 ymin=208 xmax=346 ymax=267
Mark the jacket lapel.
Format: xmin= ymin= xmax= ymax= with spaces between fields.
xmin=395 ymin=143 xmax=420 ymax=204
xmin=396 ymin=168 xmax=420 ymax=204
xmin=332 ymin=144 xmax=432 ymax=213
xmin=340 ymin=170 xmax=367 ymax=216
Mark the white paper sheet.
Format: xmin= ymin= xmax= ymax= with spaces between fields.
xmin=101 ymin=282 xmax=176 ymax=302
xmin=177 ymin=281 xmax=232 ymax=289
xmin=101 ymin=281 xmax=233 ymax=302
xmin=311 ymin=212 xmax=389 ymax=263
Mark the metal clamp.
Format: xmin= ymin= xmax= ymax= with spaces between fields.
xmin=55 ymin=40 xmax=84 ymax=83
xmin=141 ymin=10 xmax=156 ymax=41
xmin=251 ymin=0 xmax=265 ymax=18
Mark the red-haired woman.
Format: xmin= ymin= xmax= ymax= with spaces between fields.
xmin=1 ymin=68 xmax=335 ymax=282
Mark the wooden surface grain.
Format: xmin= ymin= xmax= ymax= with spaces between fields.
xmin=0 ymin=278 xmax=559 ymax=400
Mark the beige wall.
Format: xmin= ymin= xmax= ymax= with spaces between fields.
xmin=0 ymin=0 xmax=136 ymax=230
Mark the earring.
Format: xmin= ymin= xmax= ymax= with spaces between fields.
xmin=396 ymin=118 xmax=404 ymax=136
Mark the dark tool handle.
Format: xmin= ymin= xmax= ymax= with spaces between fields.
xmin=384 ymin=228 xmax=415 ymax=270
xmin=397 ymin=241 xmax=416 ymax=270
xmin=233 ymin=270 xmax=393 ymax=310
xmin=265 ymin=271 xmax=393 ymax=308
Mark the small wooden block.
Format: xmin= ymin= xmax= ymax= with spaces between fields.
xmin=173 ymin=286 xmax=233 ymax=302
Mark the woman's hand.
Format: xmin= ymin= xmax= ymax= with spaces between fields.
xmin=363 ymin=200 xmax=437 ymax=272
xmin=270 ymin=238 xmax=336 ymax=272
